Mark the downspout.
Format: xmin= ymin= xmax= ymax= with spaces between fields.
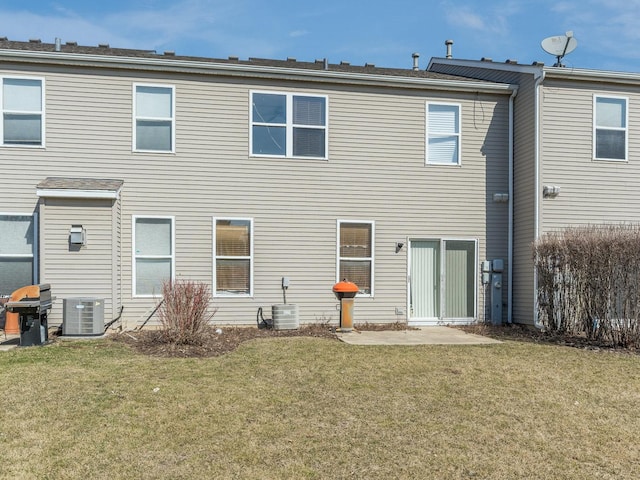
xmin=508 ymin=86 xmax=518 ymax=323
xmin=533 ymin=69 xmax=546 ymax=328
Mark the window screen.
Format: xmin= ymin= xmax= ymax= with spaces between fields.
xmin=339 ymin=222 xmax=373 ymax=294
xmin=134 ymin=217 xmax=173 ymax=296
xmin=2 ymin=78 xmax=43 ymax=145
xmin=135 ymin=85 xmax=174 ymax=151
xmin=215 ymin=219 xmax=252 ymax=295
xmin=427 ymin=103 xmax=460 ymax=165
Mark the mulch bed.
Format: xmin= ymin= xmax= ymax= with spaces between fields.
xmin=109 ymin=324 xmax=336 ymax=358
xmin=459 ymin=323 xmax=640 ymax=355
xmin=108 ymin=322 xmax=640 ymax=358
xmin=109 ymin=321 xmax=414 ymax=358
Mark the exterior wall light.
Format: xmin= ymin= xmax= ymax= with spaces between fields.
xmin=69 ymin=225 xmax=86 ymax=246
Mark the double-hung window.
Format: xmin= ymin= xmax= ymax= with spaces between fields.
xmin=251 ymin=91 xmax=327 ymax=159
xmin=214 ymin=218 xmax=253 ymax=296
xmin=337 ymin=221 xmax=374 ymax=295
xmin=134 ymin=84 xmax=174 ymax=152
xmin=2 ymin=77 xmax=44 ymax=146
xmin=594 ymin=95 xmax=627 ymax=161
xmin=0 ymin=214 xmax=36 ymax=295
xmin=133 ymin=216 xmax=174 ymax=296
xmin=426 ymin=102 xmax=461 ymax=165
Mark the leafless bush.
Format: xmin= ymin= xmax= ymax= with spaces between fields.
xmin=533 ymin=225 xmax=640 ymax=348
xmin=157 ymin=280 xmax=218 ymax=345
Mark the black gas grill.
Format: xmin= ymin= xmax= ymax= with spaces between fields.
xmin=5 ymin=284 xmax=52 ymax=346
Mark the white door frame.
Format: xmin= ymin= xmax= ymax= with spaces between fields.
xmin=407 ymin=237 xmax=478 ymax=326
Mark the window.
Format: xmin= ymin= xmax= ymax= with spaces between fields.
xmin=133 ymin=217 xmax=174 ymax=296
xmin=134 ymin=85 xmax=174 ymax=152
xmin=338 ymin=221 xmax=374 ymax=295
xmin=214 ymin=218 xmax=253 ymax=296
xmin=2 ymin=78 xmax=43 ymax=146
xmin=594 ymin=95 xmax=627 ymax=161
xmin=251 ymin=91 xmax=327 ymax=158
xmin=426 ymin=102 xmax=460 ymax=165
xmin=0 ymin=214 xmax=36 ymax=295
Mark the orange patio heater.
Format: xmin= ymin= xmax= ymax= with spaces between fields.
xmin=332 ymin=280 xmax=359 ymax=332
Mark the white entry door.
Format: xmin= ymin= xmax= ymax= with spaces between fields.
xmin=409 ymin=239 xmax=477 ymax=325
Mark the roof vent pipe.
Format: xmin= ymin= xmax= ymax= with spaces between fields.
xmin=55 ymin=37 xmax=61 ymax=52
xmin=323 ymin=58 xmax=328 ymax=70
xmin=412 ymin=52 xmax=420 ymax=71
xmin=445 ymin=39 xmax=454 ymax=59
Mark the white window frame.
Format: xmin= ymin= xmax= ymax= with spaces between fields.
xmin=0 ymin=76 xmax=45 ymax=148
xmin=426 ymin=101 xmax=461 ymax=166
xmin=213 ymin=217 xmax=254 ymax=297
xmin=593 ymin=94 xmax=628 ymax=162
xmin=133 ymin=83 xmax=175 ymax=153
xmin=132 ymin=215 xmax=175 ymax=298
xmin=0 ymin=212 xmax=38 ymax=294
xmin=336 ymin=219 xmax=375 ymax=297
xmin=250 ymin=90 xmax=328 ymax=159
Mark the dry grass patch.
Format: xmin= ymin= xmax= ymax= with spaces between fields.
xmin=1 ymin=336 xmax=639 ymax=479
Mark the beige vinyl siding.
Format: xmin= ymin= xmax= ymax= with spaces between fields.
xmin=39 ymin=198 xmax=116 ymax=325
xmin=541 ymin=79 xmax=640 ymax=228
xmin=429 ymin=61 xmax=540 ymax=323
xmin=511 ymin=75 xmax=538 ymax=324
xmin=0 ymin=65 xmax=511 ymax=327
xmin=124 ymin=84 xmax=509 ymax=326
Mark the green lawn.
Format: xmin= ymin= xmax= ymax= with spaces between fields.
xmin=1 ymin=336 xmax=639 ymax=479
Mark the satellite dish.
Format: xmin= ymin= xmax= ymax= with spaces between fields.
xmin=541 ymin=31 xmax=578 ymax=67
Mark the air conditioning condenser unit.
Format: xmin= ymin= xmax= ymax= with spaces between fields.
xmin=63 ymin=298 xmax=104 ymax=336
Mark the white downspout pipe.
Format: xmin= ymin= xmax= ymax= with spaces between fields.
xmin=533 ymin=69 xmax=546 ymax=328
xmin=508 ymin=86 xmax=518 ymax=323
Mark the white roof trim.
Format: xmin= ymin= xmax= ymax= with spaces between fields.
xmin=543 ymin=66 xmax=640 ymax=85
xmin=0 ymin=49 xmax=514 ymax=95
xmin=428 ymin=57 xmax=640 ymax=86
xmin=36 ymin=188 xmax=120 ymax=199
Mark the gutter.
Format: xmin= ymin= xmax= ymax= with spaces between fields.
xmin=533 ymin=69 xmax=546 ymax=328
xmin=507 ymin=85 xmax=518 ymax=323
xmin=544 ymin=66 xmax=640 ymax=85
xmin=0 ymin=49 xmax=514 ymax=95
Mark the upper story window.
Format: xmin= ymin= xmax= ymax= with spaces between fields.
xmin=214 ymin=218 xmax=253 ymax=296
xmin=594 ymin=95 xmax=627 ymax=161
xmin=2 ymin=77 xmax=44 ymax=146
xmin=133 ymin=216 xmax=174 ymax=296
xmin=426 ymin=102 xmax=461 ymax=165
xmin=134 ymin=84 xmax=174 ymax=152
xmin=337 ymin=220 xmax=374 ymax=296
xmin=251 ymin=91 xmax=327 ymax=159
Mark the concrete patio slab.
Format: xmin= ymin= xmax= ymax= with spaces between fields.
xmin=0 ymin=335 xmax=20 ymax=351
xmin=336 ymin=326 xmax=502 ymax=346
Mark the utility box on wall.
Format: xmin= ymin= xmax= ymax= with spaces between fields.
xmin=491 ymin=259 xmax=504 ymax=325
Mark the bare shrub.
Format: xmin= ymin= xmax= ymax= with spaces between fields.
xmin=533 ymin=225 xmax=640 ymax=348
xmin=157 ymin=280 xmax=218 ymax=345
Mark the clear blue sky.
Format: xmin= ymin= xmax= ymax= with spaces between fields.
xmin=1 ymin=0 xmax=639 ymax=72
